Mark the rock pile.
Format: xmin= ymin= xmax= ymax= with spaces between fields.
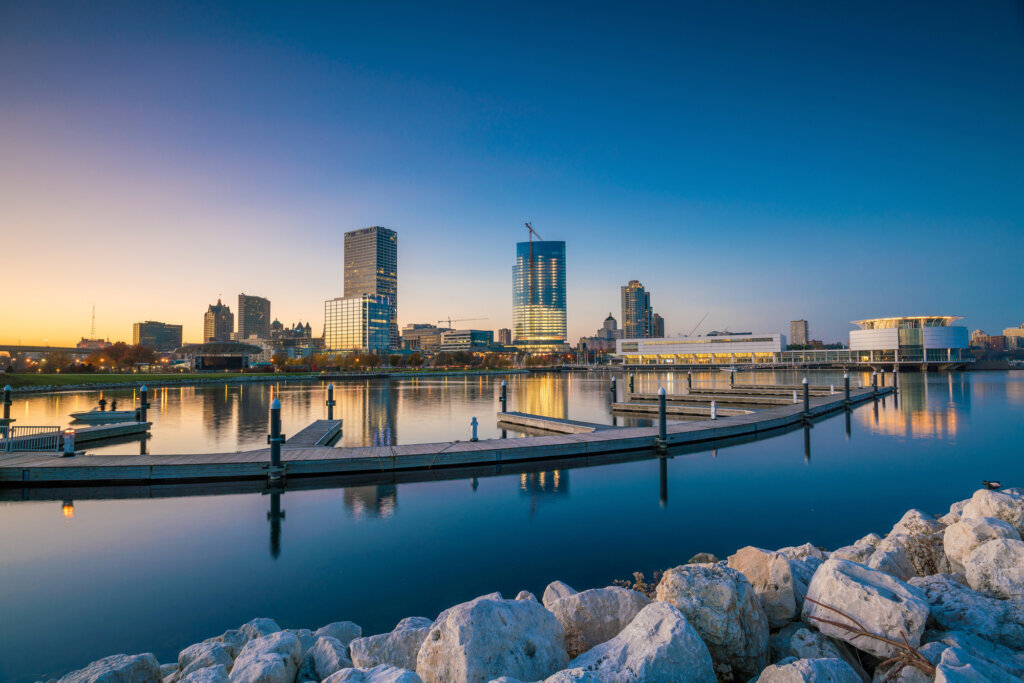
xmin=49 ymin=487 xmax=1024 ymax=682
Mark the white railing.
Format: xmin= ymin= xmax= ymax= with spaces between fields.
xmin=0 ymin=425 xmax=62 ymax=452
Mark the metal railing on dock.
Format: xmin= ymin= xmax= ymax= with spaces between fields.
xmin=0 ymin=425 xmax=62 ymax=453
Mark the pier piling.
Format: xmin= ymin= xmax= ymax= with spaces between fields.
xmin=2 ymin=385 xmax=10 ymax=421
xmin=267 ymin=398 xmax=286 ymax=481
xmin=326 ymin=384 xmax=336 ymax=420
xmin=658 ymin=387 xmax=667 ymax=441
xmin=138 ymin=385 xmax=149 ymax=422
xmin=629 ymin=373 xmax=635 ymax=394
xmin=872 ymin=372 xmax=878 ymax=396
xmin=844 ymin=373 xmax=851 ymax=404
xmin=500 ymin=380 xmax=507 ymax=413
xmin=711 ymin=400 xmax=717 ymax=421
xmin=610 ymin=377 xmax=617 ymax=403
xmin=730 ymin=369 xmax=735 ymax=387
xmin=687 ymin=371 xmax=692 ymax=391
xmin=802 ymin=377 xmax=810 ymax=415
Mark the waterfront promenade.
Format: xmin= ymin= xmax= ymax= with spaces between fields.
xmin=0 ymin=385 xmax=889 ymax=486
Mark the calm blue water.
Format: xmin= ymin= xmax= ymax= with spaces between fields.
xmin=1 ymin=370 xmax=1022 ymax=682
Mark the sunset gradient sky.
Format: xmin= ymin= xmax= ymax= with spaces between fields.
xmin=2 ymin=1 xmax=1022 ymax=346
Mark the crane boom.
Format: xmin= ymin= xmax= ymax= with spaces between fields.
xmin=688 ymin=312 xmax=710 ymax=337
xmin=525 ymin=222 xmax=543 ymax=304
xmin=438 ymin=317 xmax=489 ymax=328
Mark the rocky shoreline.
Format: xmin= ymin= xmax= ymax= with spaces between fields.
xmin=48 ymin=487 xmax=1024 ymax=682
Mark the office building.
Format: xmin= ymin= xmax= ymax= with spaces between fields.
xmin=512 ymin=239 xmax=567 ymax=352
xmin=1002 ymin=323 xmax=1024 ymax=350
xmin=621 ymin=280 xmax=653 ymax=339
xmin=578 ymin=313 xmax=622 ymax=355
xmin=850 ymin=316 xmax=968 ymax=362
xmin=402 ymin=324 xmax=450 ymax=351
xmin=652 ymin=313 xmax=665 ymax=338
xmin=790 ymin=320 xmax=809 ymax=347
xmin=600 ymin=313 xmax=622 ymax=340
xmin=345 ymin=226 xmax=398 ymax=349
xmin=237 ymin=293 xmax=271 ymax=340
xmin=439 ymin=329 xmax=494 ymax=352
xmin=497 ymin=328 xmax=512 ymax=346
xmin=324 ymin=295 xmax=391 ymax=352
xmin=203 ymin=300 xmax=234 ymax=342
xmin=133 ymin=321 xmax=183 ymax=352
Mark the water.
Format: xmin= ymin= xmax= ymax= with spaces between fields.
xmin=1 ymin=370 xmax=1023 ymax=682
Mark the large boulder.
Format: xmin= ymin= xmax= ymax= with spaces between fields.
xmin=315 ymin=622 xmax=363 ymax=649
xmin=867 ymin=510 xmax=949 ymax=580
xmin=801 ymin=559 xmax=930 ymax=659
xmin=229 ymin=631 xmax=301 ymax=683
xmin=963 ymin=538 xmax=1024 ymax=599
xmin=56 ymin=653 xmax=162 ymax=683
xmin=776 ymin=543 xmax=828 ymax=562
xmin=515 ymin=591 xmax=537 ymax=602
xmin=771 ymin=627 xmax=866 ymax=680
xmin=871 ymin=642 xmax=947 ymax=683
xmin=654 ymin=563 xmax=769 ymax=680
xmin=928 ymin=630 xmax=1024 ymax=682
xmin=756 ymin=657 xmax=861 ymax=682
xmin=547 ymin=586 xmax=650 ymax=658
xmin=350 ymin=618 xmax=432 ymax=670
xmin=727 ymin=547 xmax=799 ymax=628
xmin=909 ymin=573 xmax=1024 ymax=649
xmin=177 ymin=642 xmax=233 ymax=678
xmin=323 ymin=665 xmax=422 ymax=682
xmin=562 ymin=602 xmax=715 ymax=682
xmin=298 ymin=636 xmax=354 ymax=682
xmin=239 ymin=618 xmax=281 ymax=642
xmin=830 ymin=534 xmax=882 ymax=564
xmin=960 ymin=488 xmax=1024 ymax=533
xmin=943 ymin=516 xmax=1020 ymax=570
xmin=542 ymin=581 xmax=577 ymax=609
xmin=687 ymin=552 xmax=719 ymax=564
xmin=416 ymin=594 xmax=568 ymax=683
xmin=939 ymin=499 xmax=969 ymax=526
xmin=181 ymin=665 xmax=230 ymax=683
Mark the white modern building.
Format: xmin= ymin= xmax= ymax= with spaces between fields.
xmin=616 ymin=333 xmax=786 ymax=365
xmin=848 ymin=316 xmax=969 ymax=363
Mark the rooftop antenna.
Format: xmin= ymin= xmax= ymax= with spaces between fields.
xmin=688 ymin=312 xmax=709 ymax=337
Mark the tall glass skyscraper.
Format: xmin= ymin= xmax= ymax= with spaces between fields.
xmin=513 ymin=240 xmax=567 ymax=352
xmin=324 ymin=294 xmax=392 ymax=352
xmin=344 ymin=226 xmax=398 ymax=349
xmin=621 ymin=280 xmax=653 ymax=339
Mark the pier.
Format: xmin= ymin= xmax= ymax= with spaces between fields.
xmin=284 ymin=419 xmax=344 ymax=448
xmin=0 ymin=385 xmax=891 ymax=487
xmin=496 ymin=412 xmax=612 ymax=434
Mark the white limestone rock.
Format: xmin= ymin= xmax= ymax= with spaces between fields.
xmin=541 ymin=671 xmax=599 ymax=682
xmin=756 ymin=657 xmax=861 ymax=682
xmin=929 ymin=630 xmax=1024 ymax=682
xmin=315 ymin=622 xmax=363 ymax=649
xmin=239 ymin=618 xmax=281 ymax=642
xmin=943 ymin=516 xmax=1020 ymax=569
xmin=654 ymin=562 xmax=769 ymax=680
xmin=727 ymin=546 xmax=799 ymax=629
xmin=57 ymin=653 xmax=162 ymax=683
xmin=963 ymin=537 xmax=1024 ymax=599
xmin=350 ymin=618 xmax=431 ymax=671
xmin=181 ymin=665 xmax=229 ymax=683
xmin=687 ymin=552 xmax=720 ymax=564
xmin=298 ymin=636 xmax=353 ymax=682
xmin=547 ymin=586 xmax=651 ymax=658
xmin=775 ymin=627 xmax=866 ymax=680
xmin=867 ymin=510 xmax=949 ymax=580
xmin=229 ymin=631 xmax=301 ymax=683
xmin=289 ymin=628 xmax=319 ymax=656
xmin=323 ymin=665 xmax=422 ymax=682
xmin=416 ymin=594 xmax=568 ymax=683
xmin=909 ymin=573 xmax=1024 ymax=649
xmin=515 ymin=590 xmax=537 ymax=602
xmin=830 ymin=533 xmax=882 ymax=564
xmin=871 ymin=642 xmax=947 ymax=683
xmin=160 ymin=663 xmax=180 ymax=679
xmin=939 ymin=500 xmax=969 ymax=526
xmin=776 ymin=543 xmax=828 ymax=562
xmin=801 ymin=558 xmax=930 ymax=659
xmin=960 ymin=488 xmax=1024 ymax=533
xmin=178 ymin=642 xmax=232 ymax=678
xmin=542 ymin=581 xmax=577 ymax=609
xmin=562 ymin=602 xmax=715 ymax=683
xmin=209 ymin=631 xmax=248 ymax=660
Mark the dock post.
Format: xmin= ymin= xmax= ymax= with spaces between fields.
xmin=500 ymin=380 xmax=507 ymax=413
xmin=844 ymin=373 xmax=850 ymax=404
xmin=2 ymin=385 xmax=10 ymax=421
xmin=63 ymin=428 xmax=76 ymax=457
xmin=871 ymin=372 xmax=878 ymax=396
xmin=879 ymin=368 xmax=885 ymax=388
xmin=267 ymin=398 xmax=286 ymax=481
xmin=470 ymin=416 xmax=479 ymax=442
xmin=730 ymin=369 xmax=735 ymax=387
xmin=893 ymin=367 xmax=899 ymax=390
xmin=326 ymin=383 xmax=336 ymax=420
xmin=658 ymin=387 xmax=667 ymax=441
xmin=138 ymin=385 xmax=149 ymax=422
xmin=802 ymin=377 xmax=810 ymax=416
xmin=629 ymin=373 xmax=635 ymax=394
xmin=711 ymin=400 xmax=717 ymax=421
xmin=687 ymin=371 xmax=692 ymax=390
xmin=610 ymin=377 xmax=617 ymax=403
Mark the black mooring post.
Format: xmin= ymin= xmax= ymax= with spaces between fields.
xmin=268 ymin=398 xmax=286 ymax=481
xmin=610 ymin=377 xmax=617 ymax=403
xmin=3 ymin=385 xmax=11 ymax=421
xmin=500 ymin=380 xmax=507 ymax=413
xmin=326 ymin=383 xmax=336 ymax=420
xmin=687 ymin=371 xmax=692 ymax=390
xmin=629 ymin=373 xmax=635 ymax=394
xmin=844 ymin=373 xmax=850 ymax=404
xmin=802 ymin=377 xmax=810 ymax=415
xmin=658 ymin=386 xmax=667 ymax=442
xmin=139 ymin=385 xmax=149 ymax=422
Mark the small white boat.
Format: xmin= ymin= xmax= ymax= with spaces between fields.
xmin=69 ymin=409 xmax=138 ymax=424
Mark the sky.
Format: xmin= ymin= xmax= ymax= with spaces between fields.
xmin=1 ymin=1 xmax=1022 ymax=346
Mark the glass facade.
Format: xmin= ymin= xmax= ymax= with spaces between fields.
xmin=344 ymin=226 xmax=398 ymax=349
xmin=324 ymin=295 xmax=392 ymax=352
xmin=513 ymin=240 xmax=567 ymax=352
xmin=621 ymin=280 xmax=653 ymax=338
xmin=237 ymin=293 xmax=271 ymax=340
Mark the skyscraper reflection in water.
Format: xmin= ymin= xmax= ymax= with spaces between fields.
xmin=343 ymin=485 xmax=397 ymax=520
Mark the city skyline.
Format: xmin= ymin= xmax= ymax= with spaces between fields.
xmin=2 ymin=2 xmax=1022 ymax=345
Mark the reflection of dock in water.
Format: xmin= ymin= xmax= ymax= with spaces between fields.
xmin=520 ymin=470 xmax=568 ymax=516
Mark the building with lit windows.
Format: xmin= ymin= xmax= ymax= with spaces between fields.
xmin=1002 ymin=323 xmax=1024 ymax=350
xmin=237 ymin=293 xmax=271 ymax=340
xmin=849 ymin=316 xmax=968 ymax=363
xmin=203 ymin=300 xmax=234 ymax=342
xmin=652 ymin=313 xmax=665 ymax=338
xmin=497 ymin=328 xmax=512 ymax=346
xmin=438 ymin=329 xmax=494 ymax=352
xmin=512 ymin=240 xmax=567 ymax=352
xmin=132 ymin=321 xmax=183 ymax=351
xmin=617 ymin=333 xmax=785 ymax=365
xmin=324 ymin=295 xmax=391 ymax=352
xmin=345 ymin=226 xmax=398 ymax=349
xmin=621 ymin=280 xmax=653 ymax=338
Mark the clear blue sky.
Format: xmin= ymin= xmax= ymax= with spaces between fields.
xmin=1 ymin=1 xmax=1022 ymax=344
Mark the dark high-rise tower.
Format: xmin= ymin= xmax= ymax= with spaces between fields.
xmin=237 ymin=293 xmax=271 ymax=340
xmin=203 ymin=300 xmax=234 ymax=342
xmin=621 ymin=280 xmax=653 ymax=339
xmin=344 ymin=226 xmax=398 ymax=349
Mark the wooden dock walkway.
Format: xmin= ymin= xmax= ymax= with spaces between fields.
xmin=0 ymin=387 xmax=891 ymax=487
xmin=70 ymin=422 xmax=151 ymax=444
xmin=496 ymin=412 xmax=611 ymax=434
xmin=284 ymin=419 xmax=343 ymax=447
xmin=626 ymin=391 xmax=794 ymax=406
xmin=611 ymin=402 xmax=752 ymax=417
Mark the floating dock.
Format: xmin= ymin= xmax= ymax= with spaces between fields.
xmin=496 ymin=412 xmax=611 ymax=434
xmin=626 ymin=391 xmax=794 ymax=406
xmin=0 ymin=387 xmax=890 ymax=487
xmin=68 ymin=422 xmax=152 ymax=445
xmin=610 ymin=402 xmax=752 ymax=417
xmin=284 ymin=419 xmax=343 ymax=448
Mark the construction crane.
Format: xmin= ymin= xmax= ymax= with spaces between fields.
xmin=437 ymin=317 xmax=488 ymax=329
xmin=525 ymin=222 xmax=543 ymax=303
xmin=687 ymin=312 xmax=710 ymax=338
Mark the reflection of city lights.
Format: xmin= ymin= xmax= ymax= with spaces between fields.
xmin=61 ymin=501 xmax=74 ymax=519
